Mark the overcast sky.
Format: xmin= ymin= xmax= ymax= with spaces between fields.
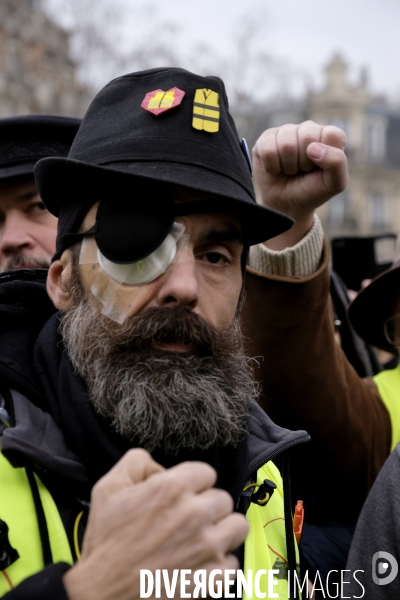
xmin=121 ymin=0 xmax=400 ymax=101
xmin=47 ymin=0 xmax=400 ymax=103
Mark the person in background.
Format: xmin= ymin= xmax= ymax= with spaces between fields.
xmin=0 ymin=115 xmax=80 ymax=272
xmin=330 ymin=269 xmax=382 ymax=376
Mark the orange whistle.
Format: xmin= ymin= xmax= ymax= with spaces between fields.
xmin=293 ymin=500 xmax=304 ymax=544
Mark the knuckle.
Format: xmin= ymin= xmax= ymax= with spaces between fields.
xmin=223 ymin=554 xmax=240 ymax=571
xmin=298 ymin=120 xmax=321 ymax=135
xmin=262 ymin=146 xmax=279 ymax=167
xmin=164 ymin=469 xmax=187 ymax=492
xmin=264 ymin=126 xmax=279 ymax=138
xmin=325 ymin=124 xmax=343 ymax=134
xmin=324 ymin=125 xmax=347 ymax=144
xmin=189 ymin=496 xmax=213 ymax=525
xmin=200 ymin=528 xmax=223 ymax=561
xmin=229 ymin=511 xmax=247 ymax=529
xmin=280 ymin=140 xmax=297 ymax=156
xmin=301 ymin=133 xmax=320 ymax=148
xmin=123 ymin=447 xmax=154 ymax=471
xmin=173 ymin=501 xmax=207 ymax=537
xmin=186 ymin=490 xmax=231 ymax=530
xmin=147 ymin=470 xmax=185 ymax=503
xmin=126 ymin=447 xmax=151 ymax=462
xmin=178 ymin=460 xmax=216 ymax=481
xmin=224 ymin=513 xmax=249 ymax=545
xmin=193 ymin=461 xmax=217 ymax=480
xmin=214 ymin=489 xmax=234 ymax=514
xmin=252 ymin=129 xmax=276 ymax=154
xmin=202 ymin=490 xmax=231 ymax=521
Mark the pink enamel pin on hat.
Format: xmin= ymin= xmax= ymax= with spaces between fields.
xmin=141 ymin=87 xmax=185 ymax=116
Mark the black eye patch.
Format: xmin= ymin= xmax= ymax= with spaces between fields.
xmin=94 ymin=181 xmax=175 ymax=264
xmin=59 ymin=180 xmax=175 ymax=264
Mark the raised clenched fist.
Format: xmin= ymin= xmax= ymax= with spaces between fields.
xmin=253 ymin=120 xmax=348 ymax=248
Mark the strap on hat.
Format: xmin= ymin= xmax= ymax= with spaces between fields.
xmin=55 ymin=224 xmax=98 ymax=257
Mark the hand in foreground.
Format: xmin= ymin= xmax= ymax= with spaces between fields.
xmin=63 ymin=449 xmax=248 ymax=600
xmin=253 ymin=120 xmax=348 ymax=248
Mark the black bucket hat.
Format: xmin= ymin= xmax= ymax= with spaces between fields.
xmin=0 ymin=114 xmax=81 ymax=181
xmin=348 ymin=245 xmax=400 ymax=353
xmin=35 ymin=67 xmax=293 ymax=261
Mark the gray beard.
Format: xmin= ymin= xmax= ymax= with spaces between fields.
xmin=60 ymin=274 xmax=258 ymax=454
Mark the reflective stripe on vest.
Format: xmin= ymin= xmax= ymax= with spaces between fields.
xmin=0 ymin=451 xmax=73 ymax=595
xmin=0 ymin=451 xmax=297 ymax=598
xmin=244 ymin=461 xmax=300 ymax=599
xmin=374 ymin=364 xmax=400 ymax=452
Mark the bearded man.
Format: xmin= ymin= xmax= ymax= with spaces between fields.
xmin=0 ymin=69 xmax=348 ymax=599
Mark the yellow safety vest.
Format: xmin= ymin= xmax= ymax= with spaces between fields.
xmin=0 ymin=451 xmax=73 ymax=594
xmin=0 ymin=452 xmax=298 ymax=598
xmin=244 ymin=461 xmax=300 ymax=599
xmin=374 ymin=364 xmax=400 ymax=451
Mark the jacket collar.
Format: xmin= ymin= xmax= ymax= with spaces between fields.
xmin=245 ymin=401 xmax=310 ymax=479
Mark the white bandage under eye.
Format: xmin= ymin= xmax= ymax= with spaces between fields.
xmin=97 ymin=222 xmax=185 ymax=285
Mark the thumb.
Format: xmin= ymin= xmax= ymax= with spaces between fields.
xmin=306 ymin=142 xmax=349 ymax=198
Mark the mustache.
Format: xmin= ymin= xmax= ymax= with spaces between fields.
xmin=98 ymin=306 xmax=234 ymax=357
xmin=4 ymin=253 xmax=50 ymax=270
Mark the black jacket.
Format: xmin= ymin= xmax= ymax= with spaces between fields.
xmin=0 ymin=269 xmax=309 ymax=599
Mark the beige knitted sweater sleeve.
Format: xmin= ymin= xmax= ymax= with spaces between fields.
xmin=248 ymin=214 xmax=324 ymax=276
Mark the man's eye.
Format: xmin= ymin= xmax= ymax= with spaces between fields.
xmin=30 ymin=201 xmax=47 ymax=213
xmin=204 ymin=252 xmax=230 ymax=265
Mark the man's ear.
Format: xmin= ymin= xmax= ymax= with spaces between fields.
xmin=47 ymin=250 xmax=73 ymax=311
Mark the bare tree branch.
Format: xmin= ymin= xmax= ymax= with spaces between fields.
xmin=39 ymin=0 xmax=309 ymax=108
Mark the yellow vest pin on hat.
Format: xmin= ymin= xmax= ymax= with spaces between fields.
xmin=141 ymin=87 xmax=185 ymax=116
xmin=192 ymin=89 xmax=220 ymax=133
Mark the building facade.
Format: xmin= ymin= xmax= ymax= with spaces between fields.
xmin=0 ymin=0 xmax=92 ymax=117
xmin=309 ymin=54 xmax=400 ymax=239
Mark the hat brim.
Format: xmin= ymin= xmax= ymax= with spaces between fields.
xmin=35 ymin=157 xmax=294 ymax=246
xmin=348 ymin=263 xmax=400 ymax=352
xmin=0 ymin=162 xmax=36 ymax=181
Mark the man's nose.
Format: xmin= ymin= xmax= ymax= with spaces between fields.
xmin=155 ymin=251 xmax=199 ymax=310
xmin=0 ymin=212 xmax=34 ymax=256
